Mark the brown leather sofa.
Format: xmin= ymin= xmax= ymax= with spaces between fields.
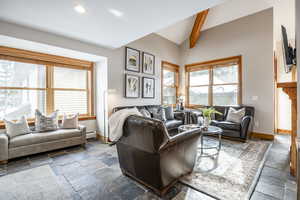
xmin=113 ymin=105 xmax=185 ymax=132
xmin=191 ymin=105 xmax=254 ymax=141
xmin=112 ymin=105 xmax=201 ymax=196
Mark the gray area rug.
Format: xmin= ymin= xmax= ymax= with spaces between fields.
xmin=0 ymin=165 xmax=72 ymax=200
xmin=181 ymin=138 xmax=271 ymax=200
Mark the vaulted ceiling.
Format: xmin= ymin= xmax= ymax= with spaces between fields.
xmin=0 ymin=0 xmax=227 ymax=48
xmin=156 ymin=0 xmax=276 ymax=45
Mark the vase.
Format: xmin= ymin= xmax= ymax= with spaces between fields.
xmin=203 ymin=117 xmax=210 ymax=128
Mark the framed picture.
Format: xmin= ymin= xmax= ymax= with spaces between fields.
xmin=142 ymin=52 xmax=155 ymax=75
xmin=125 ymin=74 xmax=140 ymax=98
xmin=142 ymin=77 xmax=155 ymax=98
xmin=125 ymin=47 xmax=140 ymax=72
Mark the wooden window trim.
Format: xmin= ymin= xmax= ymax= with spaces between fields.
xmin=0 ymin=46 xmax=93 ymax=69
xmin=185 ymin=56 xmax=242 ymax=107
xmin=0 ymin=46 xmax=95 ymax=124
xmin=161 ymin=61 xmax=179 ymax=106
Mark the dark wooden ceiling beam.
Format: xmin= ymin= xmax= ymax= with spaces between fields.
xmin=189 ymin=9 xmax=209 ymax=48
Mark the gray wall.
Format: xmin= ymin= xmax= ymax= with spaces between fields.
xmin=179 ymin=9 xmax=274 ymax=134
xmin=107 ymin=34 xmax=180 ymax=112
xmin=0 ymin=10 xmax=274 ymax=135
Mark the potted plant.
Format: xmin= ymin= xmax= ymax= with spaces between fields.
xmin=200 ymin=107 xmax=222 ymax=129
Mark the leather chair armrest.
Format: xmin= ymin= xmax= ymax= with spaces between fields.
xmin=174 ymin=112 xmax=185 ymax=121
xmin=159 ymin=129 xmax=201 ymax=152
xmin=0 ymin=133 xmax=8 ymax=162
xmin=241 ymin=116 xmax=252 ymax=139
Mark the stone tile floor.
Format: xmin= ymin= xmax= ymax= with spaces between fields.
xmin=0 ymin=134 xmax=297 ymax=200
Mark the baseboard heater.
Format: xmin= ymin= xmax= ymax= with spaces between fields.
xmin=86 ymin=131 xmax=97 ymax=139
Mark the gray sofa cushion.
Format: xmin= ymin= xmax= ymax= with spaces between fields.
xmin=9 ymin=129 xmax=82 ymax=148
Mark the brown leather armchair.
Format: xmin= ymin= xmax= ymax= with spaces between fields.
xmin=116 ymin=115 xmax=201 ymax=196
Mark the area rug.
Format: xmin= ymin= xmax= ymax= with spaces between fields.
xmin=0 ymin=165 xmax=72 ymax=200
xmin=180 ymin=138 xmax=271 ymax=200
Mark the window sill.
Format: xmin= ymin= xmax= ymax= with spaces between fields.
xmin=0 ymin=115 xmax=96 ymax=129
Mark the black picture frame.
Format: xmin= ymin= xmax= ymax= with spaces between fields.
xmin=142 ymin=77 xmax=155 ymax=98
xmin=142 ymin=52 xmax=155 ymax=75
xmin=125 ymin=47 xmax=140 ymax=72
xmin=125 ymin=74 xmax=140 ymax=98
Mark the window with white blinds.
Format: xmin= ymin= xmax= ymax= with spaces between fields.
xmin=0 ymin=46 xmax=94 ymax=121
xmin=53 ymin=67 xmax=88 ymax=115
xmin=161 ymin=62 xmax=179 ymax=106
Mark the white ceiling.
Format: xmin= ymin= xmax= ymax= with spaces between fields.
xmin=0 ymin=0 xmax=227 ymax=48
xmin=156 ymin=0 xmax=276 ymax=45
xmin=0 ymin=35 xmax=105 ymax=62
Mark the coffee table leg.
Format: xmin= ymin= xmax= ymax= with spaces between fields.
xmin=218 ymin=133 xmax=222 ymax=152
xmin=200 ymin=135 xmax=204 ymax=155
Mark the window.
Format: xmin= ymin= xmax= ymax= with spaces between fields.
xmin=186 ymin=56 xmax=242 ymax=107
xmin=53 ymin=67 xmax=89 ymax=115
xmin=161 ymin=61 xmax=179 ymax=106
xmin=0 ymin=60 xmax=46 ymax=120
xmin=0 ymin=46 xmax=94 ymax=121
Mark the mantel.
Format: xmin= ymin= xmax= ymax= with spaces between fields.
xmin=277 ymin=81 xmax=297 ymax=88
xmin=276 ymin=81 xmax=297 ymax=176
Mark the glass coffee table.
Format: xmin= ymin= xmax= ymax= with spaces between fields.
xmin=177 ymin=125 xmax=222 ymax=157
xmin=200 ymin=126 xmax=223 ymax=157
xmin=178 ymin=124 xmax=202 ymax=132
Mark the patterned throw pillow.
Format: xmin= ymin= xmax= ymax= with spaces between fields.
xmin=152 ymin=107 xmax=167 ymax=121
xmin=226 ymin=107 xmax=245 ymax=123
xmin=61 ymin=113 xmax=79 ymax=129
xmin=35 ymin=109 xmax=59 ymax=132
xmin=139 ymin=109 xmax=151 ymax=118
xmin=4 ymin=116 xmax=30 ymax=138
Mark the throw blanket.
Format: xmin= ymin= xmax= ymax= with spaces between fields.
xmin=109 ymin=107 xmax=142 ymax=142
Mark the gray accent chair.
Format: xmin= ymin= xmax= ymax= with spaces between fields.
xmin=0 ymin=125 xmax=86 ymax=164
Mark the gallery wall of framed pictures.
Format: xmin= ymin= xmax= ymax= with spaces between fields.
xmin=125 ymin=47 xmax=156 ymax=99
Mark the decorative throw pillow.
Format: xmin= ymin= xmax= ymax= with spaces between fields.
xmin=61 ymin=113 xmax=79 ymax=129
xmin=4 ymin=116 xmax=30 ymax=138
xmin=226 ymin=107 xmax=245 ymax=123
xmin=140 ymin=109 xmax=151 ymax=118
xmin=35 ymin=109 xmax=59 ymax=132
xmin=164 ymin=106 xmax=174 ymax=120
xmin=153 ymin=107 xmax=167 ymax=121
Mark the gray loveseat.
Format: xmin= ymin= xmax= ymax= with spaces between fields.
xmin=0 ymin=125 xmax=86 ymax=164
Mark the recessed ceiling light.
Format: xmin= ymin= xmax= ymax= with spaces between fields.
xmin=108 ymin=9 xmax=123 ymax=17
xmin=74 ymin=4 xmax=86 ymax=14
